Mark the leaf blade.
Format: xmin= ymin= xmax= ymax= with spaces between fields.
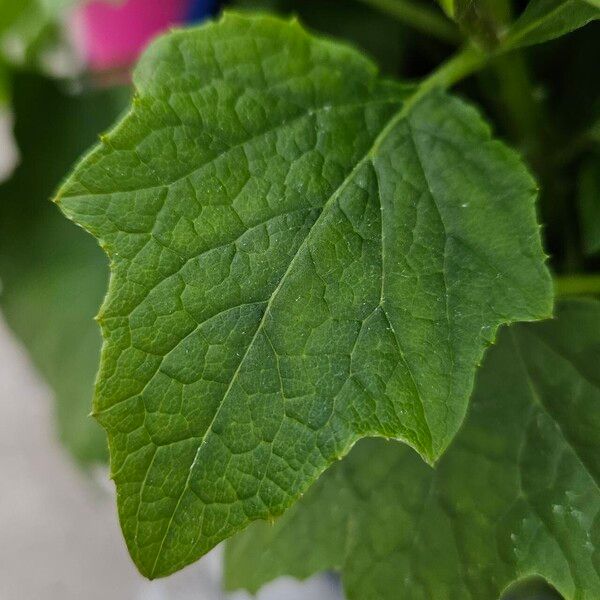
xmin=56 ymin=12 xmax=552 ymax=577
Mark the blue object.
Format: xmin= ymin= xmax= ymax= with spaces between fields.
xmin=185 ymin=0 xmax=219 ymax=22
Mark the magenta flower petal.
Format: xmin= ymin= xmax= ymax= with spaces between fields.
xmin=73 ymin=0 xmax=189 ymax=72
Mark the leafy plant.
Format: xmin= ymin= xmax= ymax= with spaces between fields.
xmin=56 ymin=11 xmax=554 ymax=577
xmin=1 ymin=0 xmax=596 ymax=598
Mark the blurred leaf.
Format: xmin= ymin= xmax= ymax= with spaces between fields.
xmin=0 ymin=0 xmax=34 ymax=34
xmin=0 ymin=0 xmax=80 ymax=75
xmin=0 ymin=73 xmax=128 ymax=463
xmin=225 ymin=299 xmax=600 ymax=600
xmin=504 ymin=0 xmax=600 ymax=49
xmin=56 ymin=12 xmax=551 ymax=578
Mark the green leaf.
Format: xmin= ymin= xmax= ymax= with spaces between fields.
xmin=0 ymin=74 xmax=129 ymax=463
xmin=56 ymin=12 xmax=552 ymax=578
xmin=225 ymin=299 xmax=600 ymax=600
xmin=504 ymin=0 xmax=600 ymax=49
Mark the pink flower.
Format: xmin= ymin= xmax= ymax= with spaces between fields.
xmin=72 ymin=0 xmax=189 ymax=72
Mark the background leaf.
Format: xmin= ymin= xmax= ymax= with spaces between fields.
xmin=225 ymin=299 xmax=600 ymax=600
xmin=0 ymin=0 xmax=77 ymax=70
xmin=231 ymin=0 xmax=412 ymax=75
xmin=504 ymin=0 xmax=600 ymax=49
xmin=56 ymin=12 xmax=551 ymax=578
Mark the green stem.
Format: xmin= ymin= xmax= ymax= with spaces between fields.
xmin=370 ymin=44 xmax=489 ymax=155
xmin=416 ymin=43 xmax=488 ymax=97
xmin=357 ymin=0 xmax=461 ymax=44
xmin=554 ymin=275 xmax=600 ymax=297
xmin=393 ymin=45 xmax=489 ymax=119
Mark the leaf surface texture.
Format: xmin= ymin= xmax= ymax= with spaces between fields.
xmin=56 ymin=13 xmax=552 ymax=577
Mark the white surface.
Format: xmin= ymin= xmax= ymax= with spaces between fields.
xmin=0 ymin=315 xmax=341 ymax=599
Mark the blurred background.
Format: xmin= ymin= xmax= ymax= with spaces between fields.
xmin=0 ymin=0 xmax=596 ymax=598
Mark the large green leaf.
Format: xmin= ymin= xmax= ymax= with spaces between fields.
xmin=504 ymin=0 xmax=600 ymax=49
xmin=226 ymin=299 xmax=600 ymax=600
xmin=0 ymin=0 xmax=81 ymax=181
xmin=56 ymin=12 xmax=551 ymax=578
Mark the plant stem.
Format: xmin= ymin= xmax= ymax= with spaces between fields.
xmin=370 ymin=44 xmax=489 ymax=155
xmin=417 ymin=43 xmax=488 ymax=95
xmin=393 ymin=44 xmax=488 ymax=118
xmin=357 ymin=0 xmax=460 ymax=44
xmin=554 ymin=275 xmax=600 ymax=297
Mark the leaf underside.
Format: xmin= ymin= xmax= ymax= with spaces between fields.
xmin=56 ymin=12 xmax=552 ymax=578
xmin=226 ymin=299 xmax=600 ymax=600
